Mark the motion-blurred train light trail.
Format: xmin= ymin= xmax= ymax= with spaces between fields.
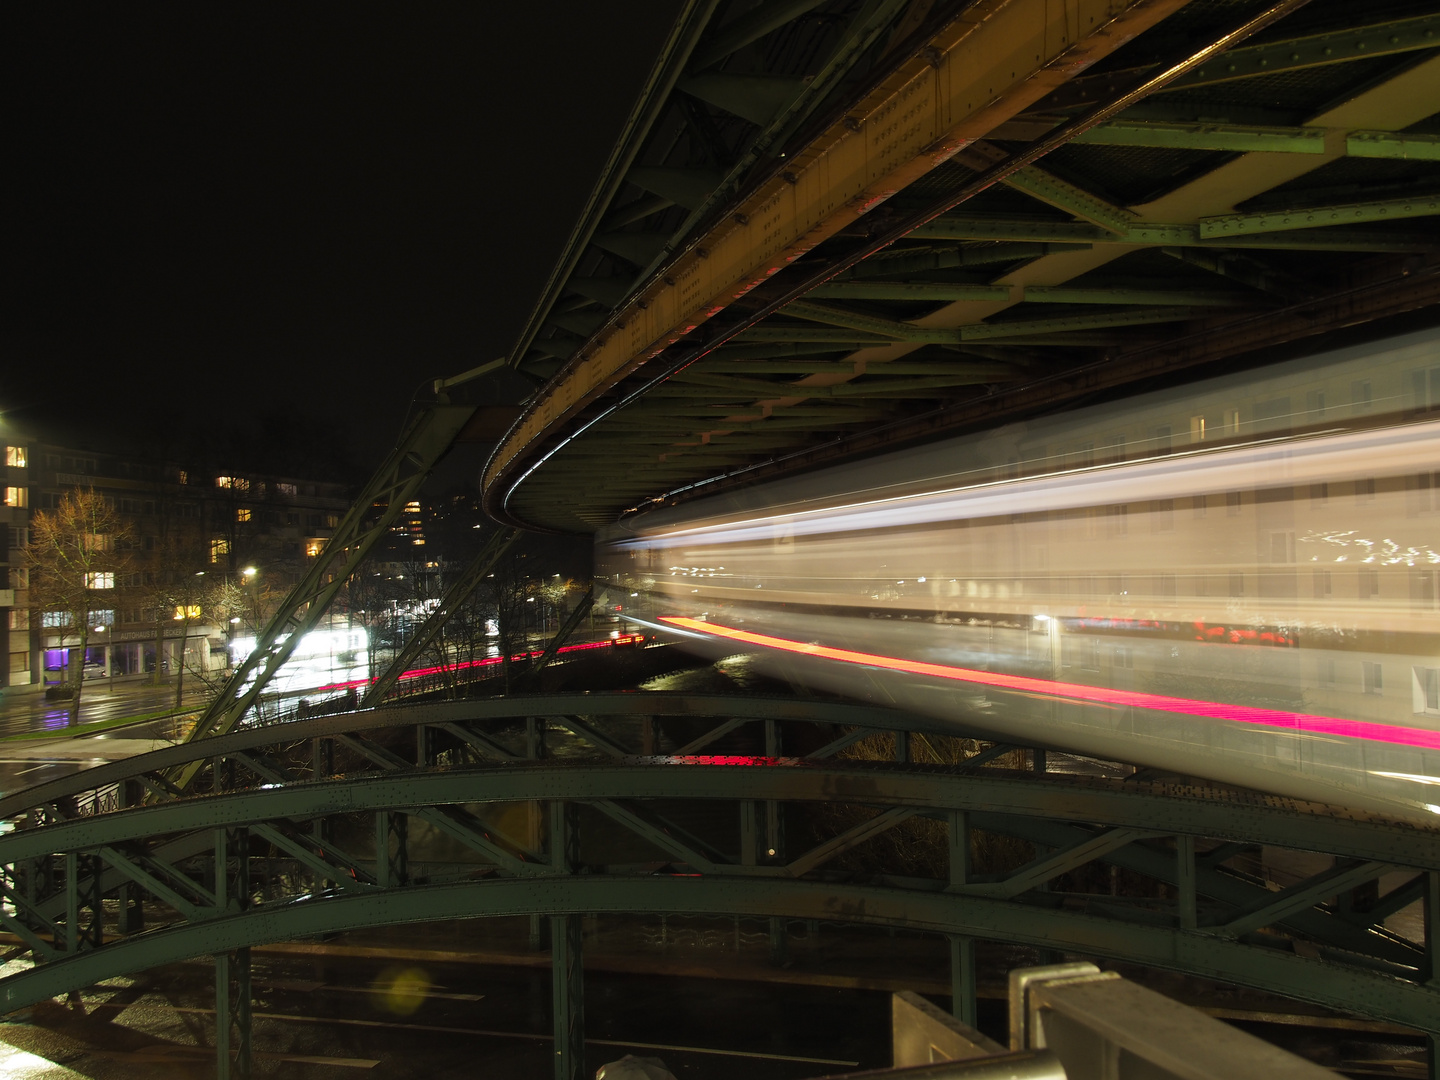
xmin=658 ymin=617 xmax=1440 ymax=755
xmin=601 ymin=330 xmax=1440 ymax=821
xmin=309 ymin=635 xmax=647 ymax=696
xmin=623 ymin=419 xmax=1440 ymax=552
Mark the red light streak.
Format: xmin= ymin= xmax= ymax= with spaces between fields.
xmin=309 ymin=636 xmax=645 ymax=695
xmin=659 ymin=616 xmax=1440 ymax=752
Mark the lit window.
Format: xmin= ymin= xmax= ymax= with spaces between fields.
xmin=3 ymin=487 xmax=27 ymax=508
xmin=325 ymin=513 xmax=339 ymax=528
xmin=215 ymin=476 xmax=249 ymax=491
xmin=236 ymin=508 xmax=251 ymax=522
xmin=42 ymin=612 xmax=72 ymax=628
xmin=210 ymin=538 xmax=230 ymax=563
xmin=173 ymin=604 xmax=201 ymax=621
xmin=86 ymin=572 xmax=115 ymax=589
xmin=177 ymin=469 xmax=188 ymax=485
xmin=90 ymin=610 xmax=114 ymax=628
xmin=305 ymin=538 xmax=325 ymax=558
xmin=4 ymin=447 xmax=26 ymax=468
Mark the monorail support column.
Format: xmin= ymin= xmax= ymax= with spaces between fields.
xmin=1426 ymin=870 xmax=1439 ymax=1080
xmin=950 ymin=935 xmax=978 ymax=1028
xmin=948 ymin=809 xmax=977 ymax=1024
xmin=549 ymin=799 xmax=583 ymax=1080
xmin=529 ymin=719 xmax=548 ymax=950
xmin=214 ymin=948 xmax=253 ymax=1080
xmin=764 ymin=720 xmax=788 ymax=966
xmin=1177 ymin=836 xmax=1198 ymax=930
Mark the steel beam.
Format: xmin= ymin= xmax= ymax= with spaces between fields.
xmin=551 ymin=911 xmax=585 ymax=1080
xmin=3 ymin=876 xmax=1437 ymax=1032
xmin=485 ymin=0 xmax=1198 ymax=510
xmin=1160 ymin=12 xmax=1440 ymax=92
xmin=10 ymin=756 xmax=1440 ymax=875
xmin=1200 ymin=194 xmax=1440 ymax=238
xmin=913 ymin=217 xmax=1432 ymax=250
xmin=1004 ymin=166 xmax=1135 ymax=234
xmin=1074 ymin=120 xmax=1326 ymax=154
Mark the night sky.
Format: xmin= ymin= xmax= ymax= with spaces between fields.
xmin=4 ymin=5 xmax=677 ymax=476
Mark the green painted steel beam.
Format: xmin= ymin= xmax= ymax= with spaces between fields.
xmin=910 ymin=217 xmax=1432 ymax=251
xmin=0 ymin=694 xmax=954 ymax=821
xmin=769 ymin=301 xmax=1199 ymax=345
xmin=1021 ymin=287 xmax=1247 ymax=306
xmin=733 ymin=327 xmax=901 ymax=345
xmin=959 ymin=307 xmax=1197 ymax=340
xmin=1 ymin=876 xmax=1437 ymax=1031
xmin=1073 ymin=122 xmax=1440 ymax=159
xmin=807 ymin=282 xmax=1013 ymax=301
xmin=1005 ymin=166 xmax=1135 ymax=234
xmin=7 ymin=762 xmax=1438 ymax=872
xmin=802 ymin=282 xmax=1247 ymax=306
xmin=697 ymin=361 xmax=1025 ymax=376
xmin=1348 ymin=130 xmax=1440 ymax=161
xmin=1159 ymin=13 xmax=1440 ymax=93
xmin=843 ymin=243 xmax=1093 ymax=280
xmin=1073 ymin=120 xmax=1326 ymax=154
xmin=1200 ymin=194 xmax=1440 ymax=238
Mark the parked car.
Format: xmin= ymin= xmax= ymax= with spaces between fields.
xmin=82 ymin=662 xmax=106 ymax=680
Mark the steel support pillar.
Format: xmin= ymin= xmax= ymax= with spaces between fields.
xmin=215 ymin=947 xmax=252 ymax=1080
xmin=1177 ymin=835 xmax=1198 ymax=929
xmin=551 ymin=913 xmax=585 ymax=1080
xmin=764 ymin=719 xmax=787 ymax=968
xmin=549 ymin=797 xmax=583 ymax=1080
xmin=951 ymin=934 xmax=978 ymax=1028
xmin=1428 ymin=871 xmax=1439 ymax=1080
xmin=950 ymin=810 xmax=970 ymax=887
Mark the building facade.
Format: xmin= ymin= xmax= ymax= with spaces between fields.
xmin=4 ymin=435 xmax=353 ymax=688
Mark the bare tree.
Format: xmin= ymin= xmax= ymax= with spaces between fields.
xmin=26 ymin=489 xmax=133 ymax=724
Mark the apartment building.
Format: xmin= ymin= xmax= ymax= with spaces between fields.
xmin=6 ymin=436 xmax=353 ymax=687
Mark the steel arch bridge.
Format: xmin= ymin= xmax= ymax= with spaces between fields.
xmin=0 ymin=694 xmax=1436 ymax=1075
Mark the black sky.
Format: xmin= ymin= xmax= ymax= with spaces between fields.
xmin=4 ymin=4 xmax=677 ymax=474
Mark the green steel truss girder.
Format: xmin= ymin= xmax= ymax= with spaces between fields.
xmin=909 ymin=217 xmax=1434 ymax=250
xmin=763 ymin=301 xmax=1201 ymax=344
xmin=1073 ymin=122 xmax=1440 ymax=158
xmin=695 ymin=361 xmax=1028 ymax=376
xmin=0 ymin=695 xmax=965 ymax=821
xmin=7 ymin=760 xmax=1440 ymax=876
xmin=179 ymin=405 xmax=476 ymax=764
xmin=1003 ymin=165 xmax=1135 ymax=234
xmin=976 ymin=812 xmax=1421 ymax=971
xmin=361 ymin=528 xmax=519 ymax=707
xmin=1200 ymin=194 xmax=1440 ymax=238
xmin=840 ymin=243 xmax=1094 ymax=280
xmin=805 ymin=282 xmax=1245 ymax=304
xmin=1158 ymin=12 xmax=1440 ymax=92
xmin=0 ymin=874 xmax=1435 ymax=1033
xmin=1042 ymin=12 xmax=1440 ymax=111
